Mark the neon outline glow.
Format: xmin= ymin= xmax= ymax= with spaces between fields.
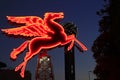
xmin=1 ymin=12 xmax=87 ymax=78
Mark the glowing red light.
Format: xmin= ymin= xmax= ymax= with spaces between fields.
xmin=1 ymin=12 xmax=87 ymax=78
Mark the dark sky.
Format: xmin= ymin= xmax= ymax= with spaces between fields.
xmin=0 ymin=0 xmax=103 ymax=80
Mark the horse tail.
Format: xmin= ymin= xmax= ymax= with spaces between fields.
xmin=10 ymin=40 xmax=29 ymax=60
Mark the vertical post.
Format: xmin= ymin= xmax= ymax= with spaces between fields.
xmin=63 ymin=22 xmax=77 ymax=80
xmin=64 ymin=45 xmax=75 ymax=80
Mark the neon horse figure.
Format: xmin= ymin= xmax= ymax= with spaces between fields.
xmin=1 ymin=12 xmax=87 ymax=78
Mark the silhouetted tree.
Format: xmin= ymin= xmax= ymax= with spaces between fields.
xmin=0 ymin=69 xmax=31 ymax=80
xmin=92 ymin=0 xmax=120 ymax=80
xmin=0 ymin=61 xmax=6 ymax=69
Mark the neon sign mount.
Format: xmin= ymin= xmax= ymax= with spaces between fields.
xmin=1 ymin=12 xmax=87 ymax=78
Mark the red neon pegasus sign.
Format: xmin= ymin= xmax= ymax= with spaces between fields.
xmin=1 ymin=12 xmax=87 ymax=78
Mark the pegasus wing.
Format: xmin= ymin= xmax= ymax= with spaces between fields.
xmin=1 ymin=16 xmax=52 ymax=38
xmin=1 ymin=25 xmax=48 ymax=37
xmin=7 ymin=16 xmax=44 ymax=25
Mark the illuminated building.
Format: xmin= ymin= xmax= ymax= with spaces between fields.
xmin=35 ymin=51 xmax=54 ymax=80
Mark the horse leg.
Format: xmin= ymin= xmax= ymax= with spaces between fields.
xmin=61 ymin=34 xmax=87 ymax=51
xmin=61 ymin=34 xmax=75 ymax=51
xmin=10 ymin=40 xmax=29 ymax=60
xmin=15 ymin=47 xmax=42 ymax=78
xmin=74 ymin=38 xmax=87 ymax=51
xmin=15 ymin=60 xmax=27 ymax=78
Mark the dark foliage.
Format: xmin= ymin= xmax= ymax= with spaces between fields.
xmin=0 ymin=61 xmax=7 ymax=68
xmin=62 ymin=22 xmax=77 ymax=35
xmin=92 ymin=0 xmax=120 ymax=80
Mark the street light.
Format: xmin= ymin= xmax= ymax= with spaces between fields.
xmin=88 ymin=71 xmax=92 ymax=80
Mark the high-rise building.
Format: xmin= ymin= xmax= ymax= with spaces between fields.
xmin=35 ymin=50 xmax=54 ymax=80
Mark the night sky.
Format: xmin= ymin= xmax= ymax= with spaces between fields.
xmin=0 ymin=0 xmax=103 ymax=80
